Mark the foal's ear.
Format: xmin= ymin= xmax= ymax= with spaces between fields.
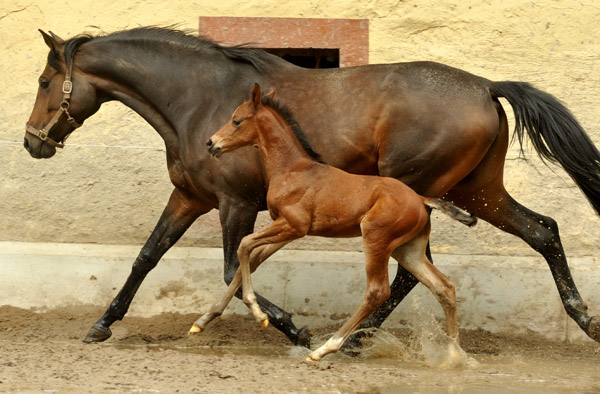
xmin=39 ymin=29 xmax=61 ymax=57
xmin=251 ymin=83 xmax=262 ymax=109
xmin=264 ymin=89 xmax=276 ymax=100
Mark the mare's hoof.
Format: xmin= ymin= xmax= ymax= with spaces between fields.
xmin=588 ymin=315 xmax=600 ymax=342
xmin=294 ymin=327 xmax=312 ymax=348
xmin=83 ymin=323 xmax=112 ymax=343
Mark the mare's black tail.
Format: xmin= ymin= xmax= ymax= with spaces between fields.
xmin=490 ymin=81 xmax=600 ymax=215
xmin=424 ymin=198 xmax=477 ymax=227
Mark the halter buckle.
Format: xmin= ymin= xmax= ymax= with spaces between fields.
xmin=39 ymin=129 xmax=48 ymax=141
xmin=62 ymin=80 xmax=73 ymax=94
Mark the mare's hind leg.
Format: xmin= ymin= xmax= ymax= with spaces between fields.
xmin=219 ymin=198 xmax=311 ymax=346
xmin=447 ymin=183 xmax=600 ymax=342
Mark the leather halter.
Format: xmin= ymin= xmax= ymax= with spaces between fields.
xmin=25 ymin=60 xmax=81 ymax=149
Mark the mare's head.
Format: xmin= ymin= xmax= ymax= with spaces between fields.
xmin=24 ymin=30 xmax=100 ymax=159
xmin=207 ymin=83 xmax=273 ymax=158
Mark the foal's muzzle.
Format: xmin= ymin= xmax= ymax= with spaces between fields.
xmin=206 ymin=138 xmax=222 ymax=158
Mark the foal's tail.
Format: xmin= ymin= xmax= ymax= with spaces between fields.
xmin=424 ymin=198 xmax=477 ymax=227
xmin=489 ymin=81 xmax=600 ymax=215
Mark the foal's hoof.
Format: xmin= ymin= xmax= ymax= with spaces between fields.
xmin=83 ymin=323 xmax=112 ymax=343
xmin=189 ymin=323 xmax=202 ymax=334
xmin=294 ymin=327 xmax=312 ymax=348
xmin=588 ymin=315 xmax=600 ymax=342
xmin=260 ymin=318 xmax=270 ymax=329
xmin=305 ymin=353 xmax=320 ymax=362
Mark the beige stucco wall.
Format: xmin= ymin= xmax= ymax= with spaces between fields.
xmin=1 ymin=0 xmax=600 ymax=260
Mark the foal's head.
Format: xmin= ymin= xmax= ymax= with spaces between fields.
xmin=206 ymin=83 xmax=272 ymax=158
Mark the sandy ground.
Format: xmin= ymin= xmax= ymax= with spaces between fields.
xmin=1 ymin=305 xmax=599 ymax=393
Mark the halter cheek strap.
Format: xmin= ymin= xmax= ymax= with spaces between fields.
xmin=25 ymin=61 xmax=81 ymax=149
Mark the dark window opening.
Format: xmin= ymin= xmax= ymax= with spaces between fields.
xmin=263 ymin=48 xmax=340 ymax=69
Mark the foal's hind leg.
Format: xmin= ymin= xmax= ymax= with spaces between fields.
xmin=344 ymin=242 xmax=431 ymax=350
xmin=391 ymin=232 xmax=465 ymax=368
xmin=308 ymin=237 xmax=392 ymax=361
xmin=391 ymin=233 xmax=459 ymax=340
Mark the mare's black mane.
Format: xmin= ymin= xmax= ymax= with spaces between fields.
xmin=261 ymin=96 xmax=325 ymax=164
xmin=48 ymin=26 xmax=275 ymax=73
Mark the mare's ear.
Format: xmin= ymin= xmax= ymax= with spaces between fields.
xmin=251 ymin=83 xmax=262 ymax=109
xmin=264 ymin=89 xmax=276 ymax=100
xmin=39 ymin=29 xmax=61 ymax=57
xmin=49 ymin=31 xmax=65 ymax=44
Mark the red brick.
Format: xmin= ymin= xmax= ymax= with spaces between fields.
xmin=199 ymin=16 xmax=369 ymax=67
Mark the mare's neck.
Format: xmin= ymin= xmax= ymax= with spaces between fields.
xmin=80 ymin=40 xmax=261 ymax=155
xmin=256 ymin=108 xmax=317 ymax=181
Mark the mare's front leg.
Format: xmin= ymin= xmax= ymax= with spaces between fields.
xmin=219 ymin=198 xmax=311 ymax=347
xmin=83 ymin=188 xmax=209 ymax=343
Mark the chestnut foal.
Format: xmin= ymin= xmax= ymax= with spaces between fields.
xmin=194 ymin=84 xmax=476 ymax=361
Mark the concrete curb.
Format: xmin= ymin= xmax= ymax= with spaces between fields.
xmin=1 ymin=242 xmax=598 ymax=342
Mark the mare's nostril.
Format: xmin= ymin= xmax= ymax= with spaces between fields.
xmin=206 ymin=139 xmax=213 ymax=148
xmin=24 ymin=137 xmax=30 ymax=151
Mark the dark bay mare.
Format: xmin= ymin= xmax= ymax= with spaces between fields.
xmin=24 ymin=27 xmax=600 ymax=347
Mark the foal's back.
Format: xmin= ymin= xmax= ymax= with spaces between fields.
xmin=268 ymin=160 xmax=430 ymax=240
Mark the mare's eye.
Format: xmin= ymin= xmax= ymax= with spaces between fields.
xmin=39 ymin=78 xmax=50 ymax=89
xmin=232 ymin=119 xmax=241 ymax=126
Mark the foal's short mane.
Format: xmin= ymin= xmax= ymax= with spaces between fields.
xmin=47 ymin=26 xmax=275 ymax=73
xmin=261 ymin=96 xmax=325 ymax=164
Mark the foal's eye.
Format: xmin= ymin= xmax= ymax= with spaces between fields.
xmin=39 ymin=78 xmax=50 ymax=89
xmin=232 ymin=119 xmax=241 ymax=126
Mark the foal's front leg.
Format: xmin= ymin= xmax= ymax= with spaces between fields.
xmin=237 ymin=217 xmax=303 ymax=327
xmin=191 ymin=217 xmax=301 ymax=332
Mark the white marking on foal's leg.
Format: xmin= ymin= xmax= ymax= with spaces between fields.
xmin=189 ymin=269 xmax=242 ymax=334
xmin=306 ymin=337 xmax=344 ymax=361
xmin=246 ymin=293 xmax=269 ymax=328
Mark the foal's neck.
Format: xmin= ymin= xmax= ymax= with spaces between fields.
xmin=256 ymin=108 xmax=318 ymax=180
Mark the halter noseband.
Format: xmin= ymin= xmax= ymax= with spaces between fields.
xmin=25 ymin=60 xmax=81 ymax=149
